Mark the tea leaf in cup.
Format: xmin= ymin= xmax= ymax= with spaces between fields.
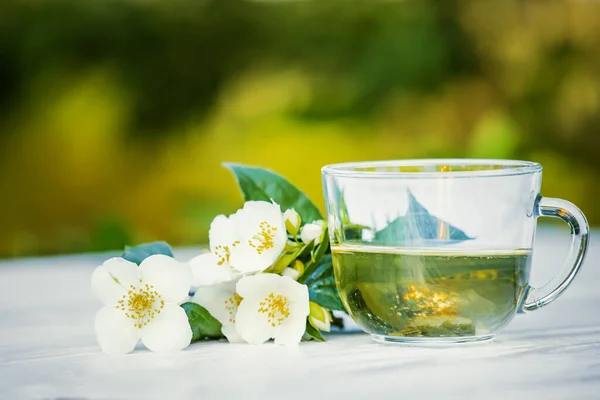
xmin=390 ymin=317 xmax=476 ymax=338
xmin=374 ymin=190 xmax=472 ymax=245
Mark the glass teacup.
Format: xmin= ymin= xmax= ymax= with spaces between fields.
xmin=322 ymin=159 xmax=589 ymax=344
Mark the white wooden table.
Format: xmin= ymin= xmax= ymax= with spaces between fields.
xmin=1 ymin=227 xmax=598 ymax=400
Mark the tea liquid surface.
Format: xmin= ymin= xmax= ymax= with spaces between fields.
xmin=332 ymin=245 xmax=531 ymax=337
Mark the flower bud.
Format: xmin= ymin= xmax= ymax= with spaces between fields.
xmin=282 ymin=267 xmax=300 ymax=280
xmin=291 ymin=259 xmax=304 ymax=275
xmin=300 ymin=221 xmax=325 ymax=245
xmin=284 ymin=209 xmax=301 ymax=238
xmin=308 ymin=301 xmax=331 ymax=332
xmin=285 ymin=239 xmax=302 ymax=253
xmin=269 ymin=253 xmax=295 ymax=274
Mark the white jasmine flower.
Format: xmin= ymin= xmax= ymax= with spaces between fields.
xmin=190 ymin=201 xmax=287 ymax=282
xmin=192 ymin=280 xmax=244 ymax=343
xmin=91 ymin=255 xmax=193 ymax=355
xmin=235 ymin=274 xmax=309 ymax=346
xmin=228 ymin=201 xmax=287 ymax=273
xmin=283 ymin=208 xmax=301 ymax=237
xmin=300 ymin=220 xmax=325 ymax=245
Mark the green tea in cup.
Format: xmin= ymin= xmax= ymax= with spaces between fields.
xmin=333 ymin=245 xmax=531 ymax=339
xmin=322 ymin=159 xmax=588 ymax=344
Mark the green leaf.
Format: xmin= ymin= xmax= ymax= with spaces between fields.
xmin=122 ymin=241 xmax=174 ymax=265
xmin=302 ymin=254 xmax=346 ymax=311
xmin=223 ymin=163 xmax=323 ymax=224
xmin=298 ymin=231 xmax=329 ymax=284
xmin=295 ymin=239 xmax=316 ymax=260
xmin=374 ymin=191 xmax=472 ymax=245
xmin=302 ymin=320 xmax=326 ymax=342
xmin=181 ymin=302 xmax=223 ymax=342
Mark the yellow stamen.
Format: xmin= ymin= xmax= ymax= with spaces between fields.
xmin=258 ymin=292 xmax=290 ymax=327
xmin=116 ymin=284 xmax=164 ymax=328
xmin=225 ymin=292 xmax=243 ymax=323
xmin=214 ymin=241 xmax=240 ymax=265
xmin=248 ymin=222 xmax=277 ymax=255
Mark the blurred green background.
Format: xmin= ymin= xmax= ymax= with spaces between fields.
xmin=1 ymin=0 xmax=599 ymax=258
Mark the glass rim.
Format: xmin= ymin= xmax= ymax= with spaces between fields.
xmin=321 ymin=159 xmax=543 ymax=179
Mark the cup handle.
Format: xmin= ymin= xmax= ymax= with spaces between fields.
xmin=521 ymin=196 xmax=590 ymax=312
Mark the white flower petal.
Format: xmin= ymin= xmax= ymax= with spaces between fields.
xmin=275 ymin=307 xmax=308 ymax=346
xmin=222 ymin=324 xmax=245 ymax=343
xmin=192 ymin=280 xmax=244 ymax=343
xmin=279 ymin=276 xmax=310 ymax=306
xmin=139 ymin=255 xmax=192 ymax=304
xmin=209 ymin=214 xmax=238 ymax=250
xmin=236 ymin=274 xmax=282 ymax=299
xmin=192 ymin=280 xmax=237 ymax=323
xmin=229 ymin=242 xmax=281 ymax=273
xmin=208 ymin=214 xmax=242 ymax=268
xmin=189 ymin=252 xmax=240 ymax=287
xmin=235 ymin=297 xmax=275 ymax=344
xmin=141 ymin=304 xmax=192 ymax=353
xmin=95 ymin=306 xmax=140 ymax=355
xmin=91 ymin=258 xmax=140 ymax=306
xmin=233 ymin=201 xmax=285 ymax=238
